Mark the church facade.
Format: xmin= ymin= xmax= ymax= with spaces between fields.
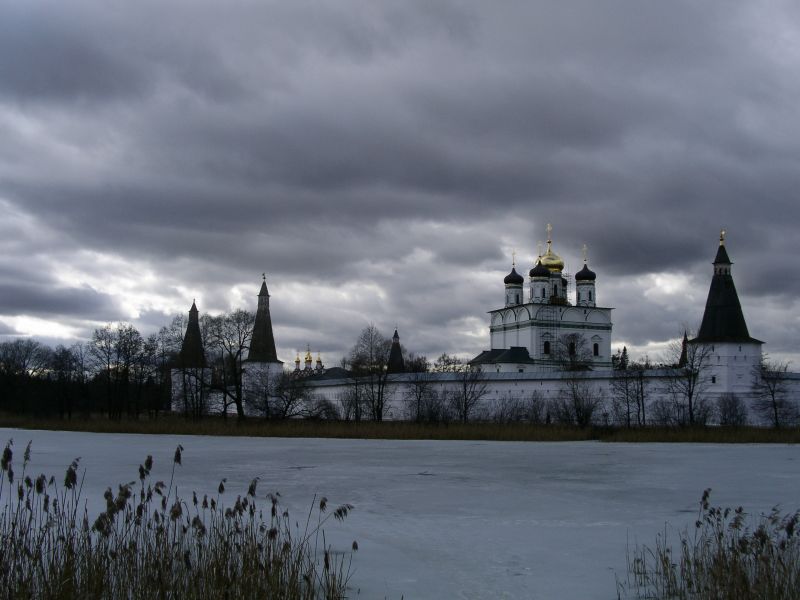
xmin=475 ymin=225 xmax=612 ymax=373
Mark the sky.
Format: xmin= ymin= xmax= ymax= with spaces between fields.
xmin=1 ymin=0 xmax=799 ymax=366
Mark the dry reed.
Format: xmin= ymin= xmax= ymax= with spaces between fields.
xmin=0 ymin=439 xmax=356 ymax=600
xmin=618 ymin=489 xmax=800 ymax=599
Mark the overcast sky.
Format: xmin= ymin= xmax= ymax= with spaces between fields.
xmin=1 ymin=0 xmax=799 ymax=365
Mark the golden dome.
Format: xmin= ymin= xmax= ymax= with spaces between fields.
xmin=539 ymin=224 xmax=564 ymax=272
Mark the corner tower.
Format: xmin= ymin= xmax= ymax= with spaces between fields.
xmin=171 ymin=301 xmax=210 ymax=416
xmin=243 ymin=275 xmax=284 ymax=414
xmin=691 ymin=230 xmax=762 ymax=395
xmin=248 ymin=274 xmax=280 ymax=363
xmin=178 ymin=301 xmax=206 ymax=368
xmin=387 ymin=329 xmax=406 ymax=374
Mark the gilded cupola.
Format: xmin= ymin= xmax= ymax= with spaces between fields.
xmin=539 ymin=224 xmax=564 ymax=273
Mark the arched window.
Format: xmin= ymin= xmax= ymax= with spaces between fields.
xmin=568 ymin=342 xmax=575 ymax=356
xmin=593 ymin=343 xmax=599 ymax=357
xmin=543 ymin=341 xmax=551 ymax=355
xmin=588 ymin=290 xmax=592 ymax=301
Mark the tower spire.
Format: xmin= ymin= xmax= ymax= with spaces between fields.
xmin=694 ymin=233 xmax=761 ymax=344
xmin=248 ymin=275 xmax=281 ymax=363
xmin=387 ymin=327 xmax=405 ymax=373
xmin=178 ymin=301 xmax=206 ymax=368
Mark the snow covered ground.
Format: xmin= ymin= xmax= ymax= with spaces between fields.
xmin=1 ymin=428 xmax=798 ymax=599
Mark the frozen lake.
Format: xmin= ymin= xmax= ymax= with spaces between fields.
xmin=1 ymin=428 xmax=798 ymax=599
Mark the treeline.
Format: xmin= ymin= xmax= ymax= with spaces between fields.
xmin=0 ymin=321 xmax=182 ymax=419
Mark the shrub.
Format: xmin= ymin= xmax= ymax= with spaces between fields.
xmin=717 ymin=393 xmax=749 ymax=427
xmin=0 ymin=439 xmax=356 ymax=600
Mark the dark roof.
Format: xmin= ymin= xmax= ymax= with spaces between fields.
xmin=693 ymin=246 xmax=762 ymax=344
xmin=575 ymin=263 xmax=596 ymax=281
xmin=178 ymin=301 xmax=206 ymax=368
xmin=714 ymin=244 xmax=731 ymax=265
xmin=248 ymin=279 xmax=282 ymax=363
xmin=469 ymin=349 xmax=505 ymax=364
xmin=529 ymin=261 xmax=550 ymax=278
xmin=387 ymin=329 xmax=405 ymax=373
xmin=469 ymin=346 xmax=535 ymax=365
xmin=504 ymin=267 xmax=524 ymax=285
xmin=678 ymin=331 xmax=688 ymax=367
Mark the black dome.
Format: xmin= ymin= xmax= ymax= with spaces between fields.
xmin=529 ymin=261 xmax=550 ymax=278
xmin=575 ymin=264 xmax=596 ymax=281
xmin=504 ymin=267 xmax=524 ymax=285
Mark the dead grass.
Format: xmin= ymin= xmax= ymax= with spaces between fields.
xmin=1 ymin=414 xmax=798 ymax=443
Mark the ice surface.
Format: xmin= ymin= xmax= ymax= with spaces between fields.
xmin=2 ymin=428 xmax=798 ymax=599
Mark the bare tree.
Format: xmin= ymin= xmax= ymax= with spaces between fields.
xmin=89 ymin=324 xmax=116 ymax=417
xmin=553 ymin=375 xmax=603 ymax=427
xmin=664 ymin=333 xmax=714 ymax=426
xmin=717 ymin=393 xmax=748 ymax=426
xmin=439 ymin=358 xmax=489 ymax=423
xmin=248 ymin=371 xmax=308 ymax=419
xmin=403 ymin=355 xmax=438 ymax=422
xmin=51 ymin=344 xmax=80 ymax=419
xmin=432 ymin=353 xmax=462 ymax=373
xmin=349 ymin=324 xmax=393 ymax=421
xmin=88 ymin=323 xmax=144 ymax=419
xmin=206 ymin=309 xmax=255 ymax=420
xmin=485 ymin=391 xmax=547 ymax=423
xmin=611 ymin=360 xmax=650 ymax=427
xmin=0 ymin=339 xmax=51 ymax=378
xmin=554 ymin=333 xmax=593 ymax=371
xmin=752 ymin=358 xmax=796 ymax=428
xmin=339 ymin=380 xmax=363 ymax=422
xmin=0 ymin=339 xmax=52 ymax=414
xmin=114 ymin=324 xmax=144 ymax=418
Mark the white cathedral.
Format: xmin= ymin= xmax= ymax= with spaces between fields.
xmin=474 ymin=224 xmax=612 ymax=373
xmin=171 ymin=228 xmax=797 ymax=423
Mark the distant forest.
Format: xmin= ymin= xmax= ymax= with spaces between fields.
xmin=0 ymin=314 xmax=208 ymax=419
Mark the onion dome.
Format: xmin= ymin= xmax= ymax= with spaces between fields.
xmin=539 ymin=246 xmax=564 ymax=273
xmin=504 ymin=267 xmax=524 ymax=285
xmin=539 ymin=223 xmax=564 ymax=272
xmin=575 ymin=263 xmax=596 ymax=281
xmin=529 ymin=260 xmax=550 ymax=278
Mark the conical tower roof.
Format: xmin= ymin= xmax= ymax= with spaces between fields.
xmin=178 ymin=301 xmax=206 ymax=368
xmin=387 ymin=329 xmax=405 ymax=374
xmin=247 ymin=276 xmax=282 ymax=363
xmin=693 ymin=234 xmax=762 ymax=345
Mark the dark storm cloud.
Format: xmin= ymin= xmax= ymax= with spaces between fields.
xmin=1 ymin=0 xmax=799 ymax=361
xmin=0 ymin=279 xmax=119 ymax=322
xmin=0 ymin=264 xmax=119 ymax=321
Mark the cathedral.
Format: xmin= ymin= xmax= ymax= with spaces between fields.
xmin=171 ymin=229 xmax=795 ymax=422
xmin=472 ymin=224 xmax=612 ymax=373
